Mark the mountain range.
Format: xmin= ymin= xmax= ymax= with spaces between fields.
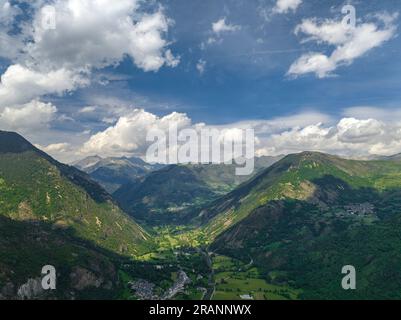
xmin=2 ymin=131 xmax=401 ymax=300
xmin=73 ymin=155 xmax=164 ymax=193
xmin=0 ymin=131 xmax=150 ymax=299
xmin=203 ymin=152 xmax=401 ymax=299
xmin=113 ymin=156 xmax=283 ymax=225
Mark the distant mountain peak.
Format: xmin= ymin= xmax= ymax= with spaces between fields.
xmin=292 ymin=151 xmax=335 ymax=158
xmin=282 ymin=151 xmax=341 ymax=165
xmin=127 ymin=156 xmax=149 ymax=166
xmin=72 ymin=154 xmax=166 ymax=193
xmin=72 ymin=155 xmax=103 ymax=170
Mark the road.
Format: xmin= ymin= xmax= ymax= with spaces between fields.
xmin=199 ymin=248 xmax=215 ymax=300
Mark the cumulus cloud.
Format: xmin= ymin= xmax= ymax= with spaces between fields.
xmin=288 ymin=12 xmax=398 ymax=78
xmin=32 ymin=107 xmax=401 ymax=164
xmin=0 ymin=0 xmax=24 ymax=59
xmin=80 ymin=108 xmax=256 ymax=162
xmin=38 ymin=142 xmax=73 ymax=154
xmin=0 ymin=2 xmax=178 ymax=105
xmin=75 ymin=107 xmax=401 ymax=163
xmin=336 ymin=118 xmax=384 ymax=143
xmin=0 ymin=64 xmax=88 ymax=107
xmin=0 ymin=100 xmax=57 ymax=132
xmin=0 ymin=0 xmax=178 ymax=140
xmin=79 ymin=109 xmax=324 ymax=156
xmin=81 ymin=109 xmax=193 ymax=157
xmin=35 ymin=142 xmax=77 ymax=163
xmin=202 ymin=17 xmax=242 ymax=48
xmin=24 ymin=0 xmax=178 ymax=72
xmin=273 ymin=0 xmax=302 ymax=14
xmin=212 ymin=18 xmax=241 ymax=35
xmin=256 ymin=116 xmax=401 ymax=158
xmin=217 ymin=112 xmax=332 ymax=135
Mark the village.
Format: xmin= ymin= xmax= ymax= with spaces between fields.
xmin=130 ymin=270 xmax=191 ymax=300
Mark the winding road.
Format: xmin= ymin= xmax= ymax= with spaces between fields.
xmin=200 ymin=248 xmax=215 ymax=300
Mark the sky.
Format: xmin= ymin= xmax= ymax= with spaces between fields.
xmin=0 ymin=0 xmax=401 ymax=162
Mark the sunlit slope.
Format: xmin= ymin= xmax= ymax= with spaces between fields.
xmin=204 ymin=152 xmax=401 ymax=299
xmin=201 ymin=152 xmax=401 ymax=238
xmin=0 ymin=131 xmax=151 ymax=257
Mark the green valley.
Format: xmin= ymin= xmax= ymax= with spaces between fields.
xmin=0 ymin=131 xmax=153 ymax=299
xmin=113 ymin=156 xmax=282 ymax=226
xmin=3 ymin=131 xmax=401 ymax=300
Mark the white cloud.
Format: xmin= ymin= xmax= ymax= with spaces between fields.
xmin=343 ymin=106 xmax=401 ymax=123
xmin=0 ymin=34 xmax=24 ymax=61
xmin=0 ymin=64 xmax=88 ymax=107
xmin=0 ymin=0 xmax=18 ymax=24
xmin=38 ymin=142 xmax=72 ymax=154
xmin=81 ymin=109 xmax=193 ymax=157
xmin=79 ymin=106 xmax=97 ymax=114
xmin=203 ymin=18 xmax=241 ymax=49
xmin=25 ymin=0 xmax=178 ymax=72
xmin=336 ymin=118 xmax=384 ymax=143
xmin=78 ymin=109 xmax=329 ymax=160
xmin=35 ymin=142 xmax=76 ymax=162
xmin=0 ymin=0 xmax=178 ymax=121
xmin=0 ymin=1 xmax=24 ymax=59
xmin=200 ymin=37 xmax=222 ymax=50
xmin=212 ymin=18 xmax=241 ymax=35
xmin=80 ymin=108 xmax=256 ymax=163
xmin=79 ymin=107 xmax=401 ymax=161
xmin=288 ymin=12 xmax=398 ymax=78
xmin=0 ymin=100 xmax=57 ymax=132
xmin=34 ymin=106 xmax=401 ymax=163
xmin=196 ymin=59 xmax=206 ymax=75
xmin=210 ymin=111 xmax=332 ymax=136
xmin=288 ymin=52 xmax=336 ymax=78
xmin=256 ymin=116 xmax=401 ymax=157
xmin=273 ymin=0 xmax=302 ymax=14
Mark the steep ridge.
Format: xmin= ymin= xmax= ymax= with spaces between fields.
xmin=0 ymin=131 xmax=151 ymax=256
xmin=114 ymin=156 xmax=283 ymax=226
xmin=205 ymin=152 xmax=401 ymax=299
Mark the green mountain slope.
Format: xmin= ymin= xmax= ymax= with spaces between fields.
xmin=205 ymin=152 xmax=401 ymax=299
xmin=114 ymin=165 xmax=216 ymax=225
xmin=114 ymin=156 xmax=283 ymax=226
xmin=0 ymin=131 xmax=151 ymax=257
xmin=0 ymin=215 xmax=123 ymax=299
xmin=201 ymin=152 xmax=401 ymax=236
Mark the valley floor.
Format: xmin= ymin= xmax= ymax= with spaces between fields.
xmin=116 ymin=226 xmax=300 ymax=301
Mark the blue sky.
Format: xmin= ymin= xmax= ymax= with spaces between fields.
xmin=0 ymin=0 xmax=400 ymax=161
xmin=143 ymin=0 xmax=401 ymax=122
xmin=66 ymin=0 xmax=401 ymax=124
xmin=74 ymin=0 xmax=401 ymax=123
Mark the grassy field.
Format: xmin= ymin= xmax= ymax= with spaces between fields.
xmin=212 ymin=255 xmax=300 ymax=300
